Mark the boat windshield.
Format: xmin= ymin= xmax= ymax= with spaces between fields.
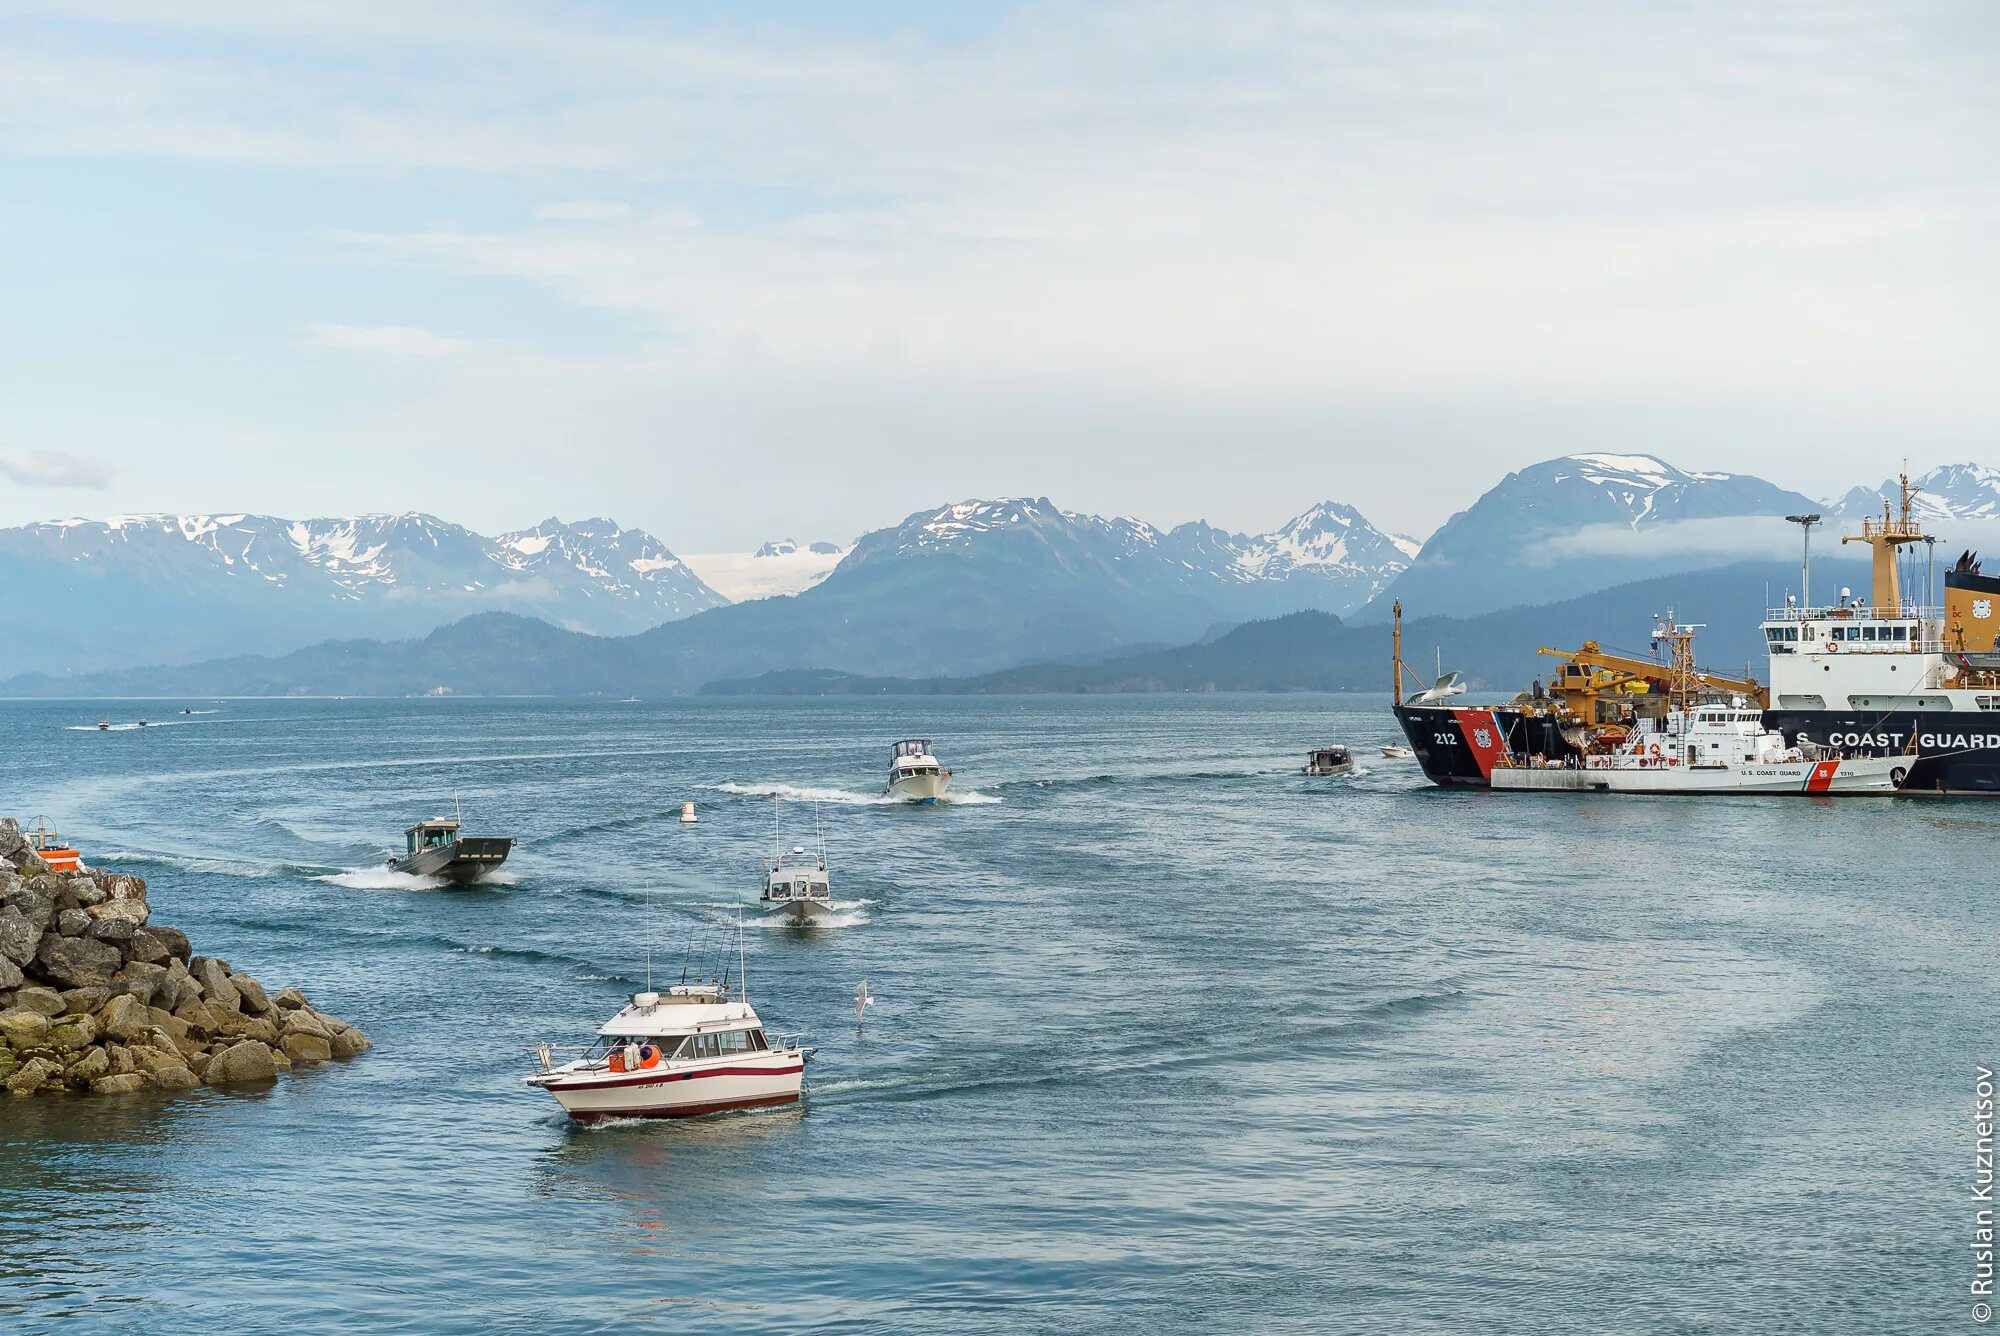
xmin=891 ymin=739 xmax=933 ymax=758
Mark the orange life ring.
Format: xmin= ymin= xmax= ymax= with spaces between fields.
xmin=1649 ymin=743 xmax=1661 ymax=757
xmin=1826 ymin=642 xmax=1839 ymax=653
xmin=637 ymin=1045 xmax=661 ymax=1070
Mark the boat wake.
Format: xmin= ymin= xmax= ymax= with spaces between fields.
xmin=755 ymin=907 xmax=870 ymax=928
xmin=97 ymin=849 xmax=329 ymax=879
xmin=713 ymin=781 xmax=895 ymax=806
xmin=714 ymin=780 xmax=1001 ymax=807
xmin=66 ymin=720 xmax=191 ymax=732
xmin=317 ymin=866 xmax=448 ymax=892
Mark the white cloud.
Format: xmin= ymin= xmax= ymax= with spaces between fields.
xmin=1533 ymin=517 xmax=1835 ymax=566
xmin=0 ymin=449 xmax=113 ymax=489
xmin=534 ymin=202 xmax=633 ymax=221
xmin=300 ymin=324 xmax=466 ymax=357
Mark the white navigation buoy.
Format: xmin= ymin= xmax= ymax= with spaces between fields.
xmin=680 ymin=801 xmax=697 ymax=825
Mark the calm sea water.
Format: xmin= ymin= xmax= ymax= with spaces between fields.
xmin=0 ymin=695 xmax=1989 ymax=1333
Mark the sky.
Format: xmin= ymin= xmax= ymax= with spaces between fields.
xmin=1 ymin=0 xmax=1996 ymax=550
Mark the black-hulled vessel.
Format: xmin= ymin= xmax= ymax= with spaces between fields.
xmin=1392 ymin=474 xmax=2000 ymax=796
xmin=390 ymin=817 xmax=514 ymax=883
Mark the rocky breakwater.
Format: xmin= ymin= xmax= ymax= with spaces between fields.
xmin=0 ymin=817 xmax=371 ymax=1097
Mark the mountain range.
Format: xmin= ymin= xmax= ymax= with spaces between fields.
xmin=4 ymin=455 xmax=1996 ymax=697
xmin=0 ymin=497 xmax=1418 ymax=681
xmin=0 ymin=513 xmax=726 ymax=680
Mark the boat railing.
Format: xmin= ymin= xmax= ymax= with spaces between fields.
xmin=1763 ymin=605 xmax=1941 ymax=624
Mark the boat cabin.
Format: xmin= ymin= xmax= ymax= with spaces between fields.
xmin=404 ymin=819 xmax=460 ymax=856
xmin=1308 ymin=747 xmax=1351 ymax=768
xmin=890 ymin=738 xmax=942 ymax=775
xmin=764 ymin=847 xmax=830 ymax=905
xmin=592 ymin=986 xmax=773 ymax=1054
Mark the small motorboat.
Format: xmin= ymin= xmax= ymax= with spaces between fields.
xmin=886 ymin=738 xmax=951 ymax=804
xmin=96 ymin=721 xmax=109 ymax=731
xmin=181 ymin=707 xmax=193 ymax=715
xmin=26 ymin=818 xmax=83 ymax=873
xmin=759 ymin=798 xmax=834 ymax=924
xmin=136 ymin=719 xmax=149 ymax=728
xmin=388 ymin=815 xmax=514 ymax=884
xmin=526 ymin=981 xmax=810 ymax=1124
xmin=1380 ymin=745 xmax=1415 ymax=759
xmin=1302 ymin=746 xmax=1356 ymax=777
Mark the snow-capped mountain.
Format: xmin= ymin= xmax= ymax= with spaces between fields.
xmin=0 ymin=512 xmax=725 ymax=678
xmin=1828 ymin=464 xmax=2000 ymax=523
xmin=682 ymin=539 xmax=852 ymax=602
xmin=1365 ymin=453 xmax=1821 ymax=619
xmin=841 ymin=496 xmax=1417 ymax=631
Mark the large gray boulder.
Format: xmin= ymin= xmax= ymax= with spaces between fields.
xmin=96 ymin=993 xmax=151 ymax=1043
xmin=203 ymin=1039 xmax=279 ymax=1086
xmin=0 ymin=886 xmax=54 ymax=932
xmin=0 ymin=957 xmax=21 ymax=992
xmin=34 ymin=934 xmax=123 ymax=989
xmin=55 ymin=908 xmax=90 ymax=938
xmin=86 ymin=897 xmax=148 ymax=929
xmin=0 ymin=1008 xmax=51 ymax=1050
xmin=90 ymin=1073 xmax=149 ymax=1095
xmin=5 ymin=1054 xmax=60 ymax=1096
xmin=193 ymin=958 xmax=240 ymax=1012
xmin=14 ymin=986 xmax=63 ymax=1017
xmin=86 ymin=917 xmax=137 ymax=945
xmin=232 ymin=973 xmax=271 ymax=1014
xmin=0 ymin=905 xmax=40 ymax=966
xmin=280 ymin=1032 xmax=332 ymax=1064
xmin=146 ymin=925 xmax=192 ymax=962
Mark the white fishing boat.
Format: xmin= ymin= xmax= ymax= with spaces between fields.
xmin=1380 ymin=745 xmax=1415 ymax=759
xmin=1301 ymin=745 xmax=1356 ymax=776
xmin=526 ymin=976 xmax=809 ymax=1123
xmin=759 ymin=799 xmax=834 ymax=924
xmin=886 ymin=738 xmax=951 ymax=804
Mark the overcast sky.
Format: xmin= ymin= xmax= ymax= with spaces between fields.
xmin=1 ymin=1 xmax=1995 ymax=548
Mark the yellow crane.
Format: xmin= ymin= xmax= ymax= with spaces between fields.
xmin=1536 ymin=638 xmax=1767 ymax=710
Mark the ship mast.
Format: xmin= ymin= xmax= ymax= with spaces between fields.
xmin=1652 ymin=608 xmax=1704 ymax=713
xmin=1839 ymin=471 xmax=1930 ymax=617
xmin=1392 ymin=600 xmax=1403 ymax=706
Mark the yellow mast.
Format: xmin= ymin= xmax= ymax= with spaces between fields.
xmin=1840 ymin=471 xmax=1929 ymax=616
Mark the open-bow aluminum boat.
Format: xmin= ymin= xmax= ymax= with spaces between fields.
xmin=526 ymin=980 xmax=810 ymax=1123
xmin=388 ymin=816 xmax=514 ymax=884
xmin=760 ymin=799 xmax=834 ymax=924
xmin=886 ymin=739 xmax=951 ymax=804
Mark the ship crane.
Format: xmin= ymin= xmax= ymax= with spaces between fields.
xmin=1535 ymin=638 xmax=1767 ymax=710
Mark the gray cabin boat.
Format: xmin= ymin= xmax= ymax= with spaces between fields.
xmin=390 ymin=818 xmax=513 ymax=883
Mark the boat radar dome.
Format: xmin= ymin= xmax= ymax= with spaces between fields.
xmin=1840 ymin=586 xmax=1852 ymax=601
xmin=632 ymin=991 xmax=661 ymax=1008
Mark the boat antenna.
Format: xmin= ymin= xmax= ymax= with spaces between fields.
xmin=454 ymin=792 xmax=462 ymax=825
xmin=737 ymin=908 xmax=747 ymax=1003
xmin=1786 ymin=513 xmax=1820 ymax=611
xmin=644 ymin=883 xmax=653 ymax=995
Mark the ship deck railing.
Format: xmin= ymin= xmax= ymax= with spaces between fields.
xmin=1762 ymin=605 xmax=1942 ymax=624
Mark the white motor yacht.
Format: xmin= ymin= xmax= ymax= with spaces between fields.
xmin=886 ymin=739 xmax=951 ymax=804
xmin=526 ymin=981 xmax=809 ymax=1123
